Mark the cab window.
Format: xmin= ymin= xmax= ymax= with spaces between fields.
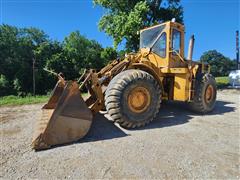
xmin=152 ymin=32 xmax=166 ymax=58
xmin=172 ymin=29 xmax=181 ymax=53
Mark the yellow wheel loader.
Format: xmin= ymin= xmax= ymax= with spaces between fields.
xmin=32 ymin=20 xmax=217 ymax=150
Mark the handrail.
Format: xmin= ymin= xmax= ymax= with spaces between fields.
xmin=169 ymin=50 xmax=186 ymax=63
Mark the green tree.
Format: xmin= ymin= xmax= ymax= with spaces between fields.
xmin=0 ymin=75 xmax=11 ymax=96
xmin=200 ymin=50 xmax=236 ymax=77
xmin=46 ymin=52 xmax=77 ymax=80
xmin=0 ymin=25 xmax=19 ymax=83
xmin=34 ymin=41 xmax=63 ymax=93
xmin=14 ymin=27 xmax=54 ymax=95
xmin=94 ymin=0 xmax=183 ymax=51
xmin=100 ymin=47 xmax=118 ymax=65
xmin=0 ymin=24 xmax=122 ymax=96
xmin=0 ymin=24 xmax=59 ymax=96
xmin=63 ymin=31 xmax=105 ymax=72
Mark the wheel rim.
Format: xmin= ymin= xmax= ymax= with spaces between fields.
xmin=205 ymin=84 xmax=214 ymax=103
xmin=127 ymin=87 xmax=151 ymax=113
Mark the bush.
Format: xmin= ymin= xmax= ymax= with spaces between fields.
xmin=215 ymin=76 xmax=229 ymax=88
xmin=0 ymin=75 xmax=12 ymax=96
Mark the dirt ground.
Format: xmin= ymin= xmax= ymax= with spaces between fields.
xmin=0 ymin=89 xmax=239 ymax=179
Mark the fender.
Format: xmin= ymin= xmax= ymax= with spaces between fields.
xmin=129 ymin=61 xmax=164 ymax=92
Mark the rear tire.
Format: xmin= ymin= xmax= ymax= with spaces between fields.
xmin=105 ymin=69 xmax=161 ymax=128
xmin=190 ymin=73 xmax=217 ymax=113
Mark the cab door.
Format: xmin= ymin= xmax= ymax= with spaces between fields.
xmin=148 ymin=26 xmax=169 ymax=68
xmin=169 ymin=25 xmax=185 ymax=68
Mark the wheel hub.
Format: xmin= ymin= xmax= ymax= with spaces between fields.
xmin=205 ymin=84 xmax=214 ymax=103
xmin=127 ymin=87 xmax=151 ymax=113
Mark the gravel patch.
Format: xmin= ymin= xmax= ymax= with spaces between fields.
xmin=0 ymin=90 xmax=239 ymax=179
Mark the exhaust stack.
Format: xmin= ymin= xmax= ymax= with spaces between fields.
xmin=187 ymin=35 xmax=195 ymax=61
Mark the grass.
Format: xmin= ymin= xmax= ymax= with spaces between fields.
xmin=0 ymin=93 xmax=89 ymax=106
xmin=215 ymin=76 xmax=229 ymax=88
xmin=0 ymin=77 xmax=229 ymax=106
xmin=0 ymin=95 xmax=50 ymax=106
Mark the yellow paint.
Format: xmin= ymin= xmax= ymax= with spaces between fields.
xmin=161 ymin=67 xmax=188 ymax=74
xmin=127 ymin=86 xmax=151 ymax=113
xmin=174 ymin=74 xmax=190 ymax=101
xmin=140 ymin=21 xmax=187 ymax=69
xmin=103 ymin=20 xmax=204 ymax=103
xmin=139 ymin=21 xmax=193 ymax=102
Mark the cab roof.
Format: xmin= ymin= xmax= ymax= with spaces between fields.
xmin=140 ymin=21 xmax=184 ymax=33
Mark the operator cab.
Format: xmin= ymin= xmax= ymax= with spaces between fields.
xmin=140 ymin=24 xmax=167 ymax=58
xmin=139 ymin=20 xmax=185 ymax=68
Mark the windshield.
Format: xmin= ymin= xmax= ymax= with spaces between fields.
xmin=140 ymin=25 xmax=165 ymax=48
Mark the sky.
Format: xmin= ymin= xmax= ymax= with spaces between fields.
xmin=0 ymin=0 xmax=239 ymax=60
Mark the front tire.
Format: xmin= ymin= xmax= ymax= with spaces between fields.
xmin=190 ymin=73 xmax=217 ymax=113
xmin=105 ymin=70 xmax=161 ymax=128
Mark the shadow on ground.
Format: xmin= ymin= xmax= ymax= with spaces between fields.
xmin=41 ymin=100 xmax=235 ymax=150
xmin=82 ymin=100 xmax=236 ymax=141
xmin=82 ymin=113 xmax=128 ymax=142
xmin=133 ymin=100 xmax=236 ymax=131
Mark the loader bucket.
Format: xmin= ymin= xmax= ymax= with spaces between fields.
xmin=32 ymin=81 xmax=93 ymax=150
